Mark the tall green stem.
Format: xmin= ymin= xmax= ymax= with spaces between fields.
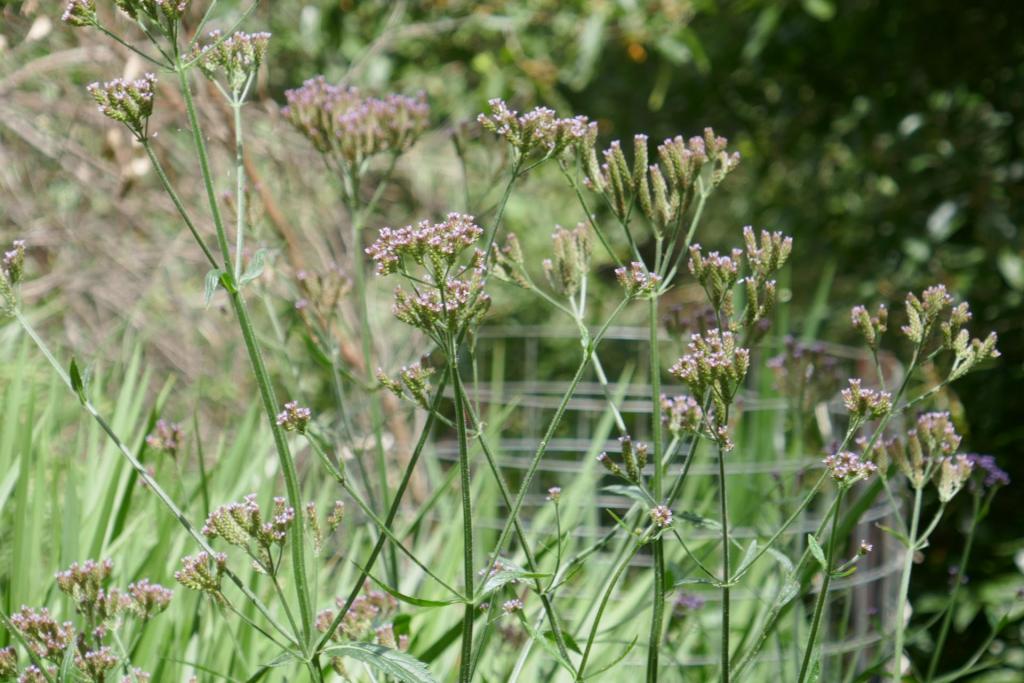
xmin=646 ymin=293 xmax=666 ymax=682
xmin=718 ymin=445 xmax=732 ymax=683
xmin=174 ymin=62 xmax=315 ymax=652
xmin=797 ymin=487 xmax=846 ymax=683
xmin=892 ymin=485 xmax=923 ymax=682
xmin=450 ymin=356 xmax=475 ymax=683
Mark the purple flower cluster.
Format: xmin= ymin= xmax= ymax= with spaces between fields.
xmin=317 ymin=582 xmax=398 ymax=641
xmin=661 ymin=394 xmax=704 ymax=436
xmin=193 ymin=30 xmax=271 ymax=93
xmin=87 ymin=73 xmax=156 ymax=139
xmin=478 ymin=98 xmax=592 ymax=159
xmin=61 ymin=0 xmax=96 ymax=26
xmin=145 ymin=418 xmax=183 ymax=454
xmin=614 ymin=261 xmax=662 ymax=298
xmin=841 ymin=379 xmax=892 ymax=421
xmin=112 ymin=0 xmax=191 ymax=23
xmin=276 ymin=400 xmax=312 ymax=432
xmin=174 ymin=552 xmax=227 ymax=599
xmin=392 ymin=273 xmax=491 ymax=335
xmin=127 ymin=579 xmax=174 ymax=620
xmin=9 ymin=607 xmax=74 ymax=661
xmin=203 ymin=493 xmax=296 ymax=559
xmin=669 ymin=330 xmax=750 ymax=409
xmin=283 ymin=77 xmax=429 ymax=163
xmin=366 ymin=213 xmax=482 ymax=276
xmin=822 ymin=451 xmax=878 ymax=484
xmin=965 ymin=454 xmax=1009 ymax=488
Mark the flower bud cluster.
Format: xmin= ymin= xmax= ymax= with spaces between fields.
xmin=739 ymin=226 xmax=791 ymax=327
xmin=841 ymin=379 xmax=892 ymax=421
xmin=688 ymin=246 xmax=741 ymax=313
xmin=822 ymin=451 xmax=878 ymax=485
xmin=61 ymin=0 xmax=96 ymax=27
xmin=669 ymin=329 xmax=749 ymax=439
xmin=87 ymin=74 xmax=156 ymax=140
xmin=936 ymin=455 xmax=974 ymax=503
xmin=145 ymin=419 xmax=183 ymax=455
xmin=55 ymin=559 xmax=128 ymax=625
xmin=583 ymin=129 xmax=739 ymax=232
xmin=2 ymin=240 xmax=26 ymax=285
xmin=884 ymin=412 xmax=965 ymax=492
xmin=542 ymin=224 xmax=592 ymax=298
xmin=850 ymin=304 xmax=888 ymax=349
xmin=0 ymin=647 xmax=15 ymax=678
xmin=18 ymin=665 xmax=51 ymax=682
xmin=489 ymin=233 xmax=530 ymax=289
xmin=305 ymin=500 xmax=346 ymax=556
xmin=649 ymin=505 xmax=673 ymax=528
xmin=193 ymin=31 xmax=271 ymax=95
xmin=112 ymin=0 xmax=191 ymax=24
xmin=901 ymin=284 xmax=952 ymax=344
xmin=597 ymin=435 xmax=649 ymax=482
xmin=501 ymin=599 xmax=524 ymax=615
xmin=8 ymin=607 xmax=74 ymax=661
xmin=661 ymin=394 xmax=703 ymax=437
xmin=317 ymin=582 xmax=398 ymax=642
xmin=1 ymin=240 xmax=25 ymax=317
xmin=77 ymin=646 xmax=118 ymax=681
xmin=367 ymin=213 xmax=482 ymax=277
xmin=391 ymin=272 xmax=491 ymax=338
xmin=202 ymin=494 xmax=295 ymax=570
xmin=276 ymin=401 xmax=311 ymax=432
xmin=126 ymin=579 xmax=173 ymax=620
xmin=283 ymin=77 xmax=429 ymax=164
xmin=477 ymin=99 xmax=591 ymax=161
xmin=614 ymin=261 xmax=662 ymax=298
xmin=377 ymin=362 xmax=434 ymax=409
xmin=174 ymin=552 xmax=227 ymax=601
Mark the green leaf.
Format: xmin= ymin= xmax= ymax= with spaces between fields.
xmin=204 ymin=268 xmax=225 ymax=307
xmin=321 ymin=642 xmax=438 ymax=683
xmin=69 ymin=357 xmax=85 ymax=402
xmin=807 ymin=533 xmax=827 ymax=569
xmin=543 ymin=629 xmax=582 ymax=654
xmin=479 ymin=566 xmax=550 ymax=601
xmin=367 ymin=572 xmax=462 ymax=608
xmin=583 ymin=635 xmax=638 ymax=680
xmin=240 ymin=248 xmax=268 ymax=285
xmin=736 ymin=539 xmax=759 ymax=574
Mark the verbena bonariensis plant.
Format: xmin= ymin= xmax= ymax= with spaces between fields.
xmin=0 ymin=1 xmax=1009 ymax=681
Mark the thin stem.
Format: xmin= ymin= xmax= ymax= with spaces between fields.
xmin=718 ymin=445 xmax=732 ymax=683
xmin=175 ymin=58 xmax=315 ymax=649
xmin=141 ymin=142 xmax=219 ymax=270
xmin=576 ymin=544 xmax=641 ymax=680
xmin=796 ymin=487 xmax=846 ymax=683
xmin=925 ymin=493 xmax=983 ymax=681
xmin=232 ymin=101 xmax=246 ymax=281
xmin=450 ymin=357 xmax=475 ymax=683
xmin=314 ymin=371 xmax=450 ymax=654
xmin=11 ymin=309 xmax=298 ymax=649
xmin=891 ymin=485 xmax=924 ymax=682
xmin=646 ymin=293 xmax=666 ymax=682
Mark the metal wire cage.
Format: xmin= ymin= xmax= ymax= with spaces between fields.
xmin=431 ymin=325 xmax=904 ymax=679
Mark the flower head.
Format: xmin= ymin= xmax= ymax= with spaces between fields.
xmin=669 ymin=329 xmax=749 ymax=436
xmin=283 ymin=78 xmax=429 ymax=162
xmin=478 ymin=99 xmax=591 ymax=160
xmin=276 ymin=401 xmax=311 ymax=432
xmin=937 ymin=455 xmax=974 ymax=503
xmin=127 ymin=579 xmax=173 ymax=620
xmin=174 ymin=552 xmax=227 ymax=601
xmin=661 ymin=394 xmax=703 ymax=436
xmin=367 ymin=213 xmax=482 ymax=277
xmin=87 ymin=74 xmax=157 ymax=140
xmin=193 ymin=31 xmax=271 ymax=94
xmin=649 ymin=505 xmax=673 ymax=528
xmin=0 ymin=647 xmax=16 ymax=678
xmin=542 ymin=224 xmax=591 ymax=298
xmin=615 ymin=261 xmax=662 ymax=298
xmin=964 ymin=454 xmax=1009 ymax=489
xmin=61 ymin=0 xmax=96 ymax=26
xmin=546 ymin=486 xmax=562 ymax=502
xmin=501 ymin=598 xmax=524 ymax=615
xmin=822 ymin=451 xmax=877 ymax=485
xmin=841 ymin=379 xmax=892 ymax=421
xmin=9 ymin=607 xmax=74 ymax=660
xmin=851 ymin=303 xmax=888 ymax=348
